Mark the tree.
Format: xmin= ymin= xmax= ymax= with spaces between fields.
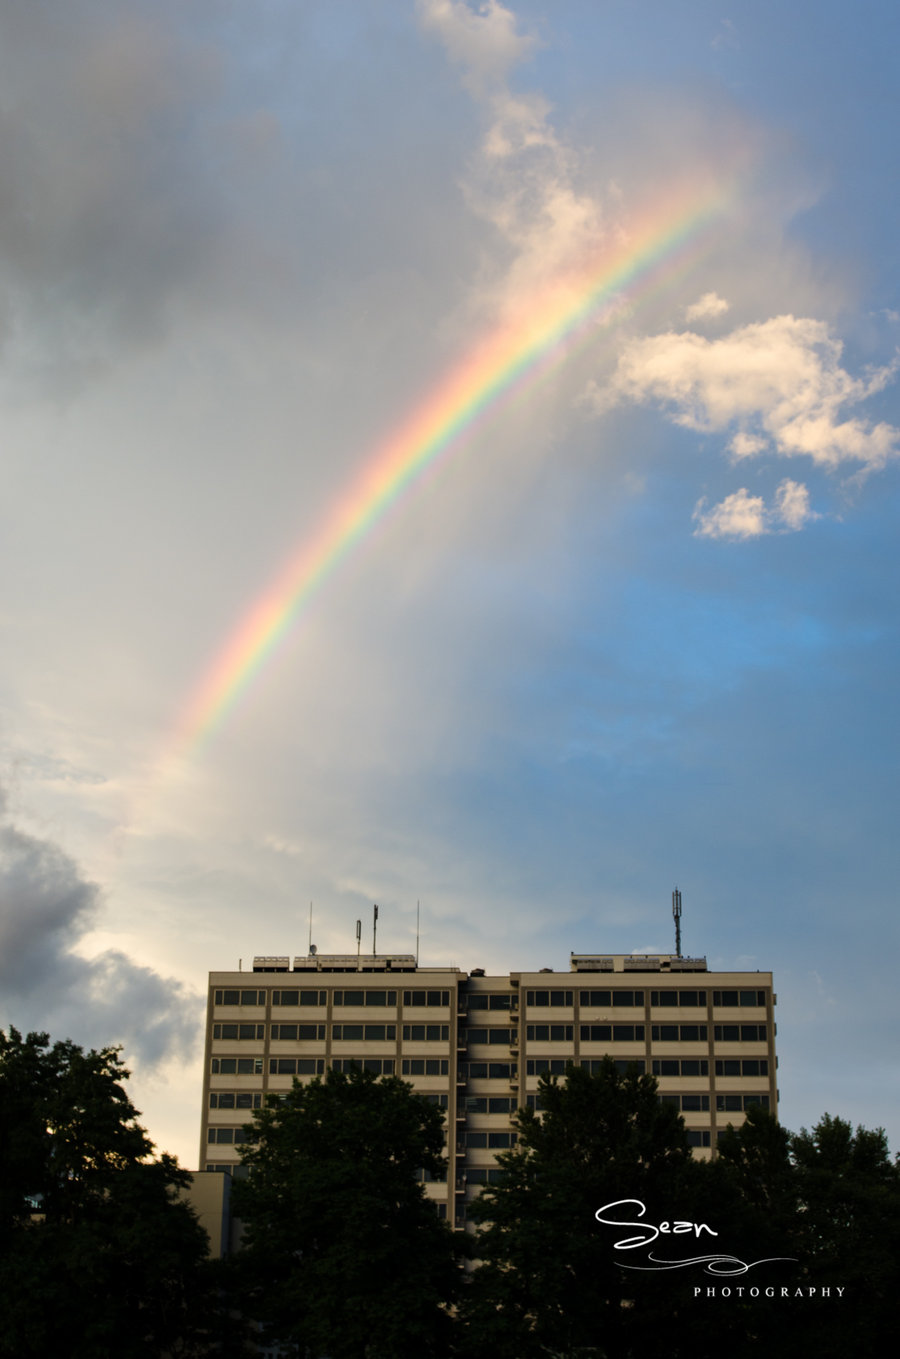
xmin=0 ymin=1026 xmax=221 ymax=1358
xmin=231 ymin=1065 xmax=461 ymax=1358
xmin=462 ymin=1058 xmax=699 ymax=1359
xmin=711 ymin=1107 xmax=900 ymax=1358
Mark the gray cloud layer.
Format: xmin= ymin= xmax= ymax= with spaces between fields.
xmin=0 ymin=790 xmax=199 ymax=1066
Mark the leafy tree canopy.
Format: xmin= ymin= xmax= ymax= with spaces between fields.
xmin=231 ymin=1065 xmax=461 ymax=1359
xmin=463 ymin=1058 xmax=697 ymax=1359
xmin=0 ymin=1026 xmax=221 ymax=1359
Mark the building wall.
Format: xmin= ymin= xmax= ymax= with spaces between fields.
xmin=201 ymin=953 xmax=777 ymax=1229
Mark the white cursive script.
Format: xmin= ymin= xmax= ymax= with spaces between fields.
xmin=595 ymin=1198 xmax=718 ymax=1250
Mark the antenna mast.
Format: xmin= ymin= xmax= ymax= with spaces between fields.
xmin=672 ymin=887 xmax=682 ymax=959
xmin=416 ymin=900 xmax=420 ymax=967
xmin=356 ymin=918 xmax=362 ymax=968
xmin=372 ymin=903 xmax=379 ymax=955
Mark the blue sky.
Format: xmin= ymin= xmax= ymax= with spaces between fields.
xmin=0 ymin=0 xmax=898 ymax=1163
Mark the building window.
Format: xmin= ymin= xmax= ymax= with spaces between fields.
xmin=211 ymin=1057 xmax=264 ymax=1074
xmin=271 ymin=990 xmax=326 ymax=1006
xmin=686 ymin=1130 xmax=711 ymax=1148
xmin=652 ymin=1059 xmax=709 ymax=1077
xmin=468 ymin=994 xmax=512 ymax=1010
xmin=579 ymin=990 xmax=612 ymax=1007
xmin=332 ymin=1024 xmax=396 ymax=1042
xmin=526 ymin=1058 xmax=569 ymax=1076
xmin=270 ymin=1024 xmax=326 ymax=1040
xmin=214 ymin=989 xmax=266 ymax=1005
xmin=402 ymin=1024 xmax=449 ymax=1042
xmin=403 ymin=990 xmax=450 ymax=1007
xmin=207 ymin=1126 xmax=253 ymax=1144
xmin=401 ymin=1058 xmax=449 ymax=1076
xmin=465 ymin=1061 xmax=514 ymax=1079
xmin=650 ymin=990 xmax=707 ymax=1007
xmin=212 ymin=1024 xmax=265 ymax=1040
xmin=713 ymin=990 xmax=766 ymax=1007
xmin=209 ymin=1092 xmax=263 ymax=1110
xmin=526 ymin=1024 xmax=573 ymax=1041
xmin=269 ymin=1058 xmax=326 ymax=1075
xmin=715 ymin=1059 xmax=768 ymax=1077
xmin=651 ymin=1025 xmax=708 ymax=1042
xmin=579 ymin=1058 xmax=646 ymax=1074
xmin=331 ymin=1058 xmax=395 ymax=1075
xmin=612 ymin=991 xmax=644 ymax=1007
xmin=525 ymin=990 xmax=574 ymax=1007
xmin=714 ymin=1024 xmax=768 ymax=1042
xmin=333 ymin=990 xmax=398 ymax=1006
xmin=715 ymin=1093 xmax=768 ymax=1112
xmin=580 ymin=1025 xmax=645 ymax=1042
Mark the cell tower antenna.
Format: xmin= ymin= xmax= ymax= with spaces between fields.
xmin=416 ymin=900 xmax=420 ymax=967
xmin=672 ymin=887 xmax=683 ymax=959
xmin=356 ymin=919 xmax=362 ymax=968
xmin=372 ymin=903 xmax=379 ymax=955
xmin=308 ymin=902 xmax=313 ymax=956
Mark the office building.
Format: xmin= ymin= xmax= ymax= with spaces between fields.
xmin=201 ymin=950 xmax=777 ymax=1226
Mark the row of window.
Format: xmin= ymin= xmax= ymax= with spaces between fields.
xmin=716 ymin=1059 xmax=769 ymax=1077
xmin=465 ymin=1028 xmax=514 ymax=1045
xmin=718 ymin=1093 xmax=770 ymax=1112
xmin=208 ymin=1092 xmax=263 ymax=1109
xmin=715 ymin=1025 xmax=768 ymax=1042
xmin=207 ymin=1127 xmax=251 ymax=1144
xmin=652 ymin=1025 xmax=707 ymax=1042
xmin=216 ymin=988 xmax=453 ymax=1008
xmin=214 ymin=986 xmax=768 ymax=1010
xmin=464 ymin=1132 xmax=517 ymax=1149
xmin=652 ymin=1059 xmax=709 ymax=1076
xmin=659 ymin=1094 xmax=711 ymax=1111
xmin=213 ymin=1022 xmax=451 ymax=1043
xmin=525 ymin=990 xmax=575 ymax=1007
xmin=581 ymin=1025 xmax=644 ymax=1042
xmin=462 ymin=1062 xmax=515 ymax=1079
xmin=402 ymin=1059 xmax=450 ymax=1076
xmin=527 ymin=1025 xmax=572 ymax=1042
xmin=463 ymin=1096 xmax=515 ymax=1113
xmin=466 ymin=1168 xmax=506 ymax=1185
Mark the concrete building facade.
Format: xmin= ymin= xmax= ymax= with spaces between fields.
xmin=201 ymin=951 xmax=777 ymax=1226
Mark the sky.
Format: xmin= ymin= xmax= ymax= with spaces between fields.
xmin=1 ymin=0 xmax=898 ymax=1167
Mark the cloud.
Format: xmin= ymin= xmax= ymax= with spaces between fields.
xmin=693 ymin=478 xmax=818 ymax=539
xmin=684 ymin=291 xmax=730 ymax=322
xmin=600 ymin=314 xmax=900 ymax=472
xmin=420 ymin=0 xmax=606 ymax=312
xmin=417 ymin=0 xmax=538 ymax=96
xmin=0 ymin=791 xmax=199 ymax=1066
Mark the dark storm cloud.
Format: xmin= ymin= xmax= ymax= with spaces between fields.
xmin=0 ymin=790 xmax=199 ymax=1066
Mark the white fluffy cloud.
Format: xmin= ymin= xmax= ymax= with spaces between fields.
xmin=420 ymin=0 xmax=606 ymax=311
xmin=601 ymin=314 xmax=900 ymax=471
xmin=684 ymin=291 xmax=730 ymax=322
xmin=693 ymin=478 xmax=817 ymax=539
xmin=417 ymin=0 xmax=537 ymax=94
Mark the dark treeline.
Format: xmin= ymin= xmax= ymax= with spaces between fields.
xmin=2 ymin=1028 xmax=897 ymax=1358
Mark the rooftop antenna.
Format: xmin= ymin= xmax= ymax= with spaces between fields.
xmin=308 ymin=902 xmax=313 ymax=956
xmin=372 ymin=903 xmax=379 ymax=955
xmin=356 ymin=919 xmax=362 ymax=967
xmin=672 ymin=887 xmax=683 ymax=959
xmin=416 ymin=900 xmax=420 ymax=967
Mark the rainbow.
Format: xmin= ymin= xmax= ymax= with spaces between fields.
xmin=169 ymin=173 xmax=734 ymax=762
